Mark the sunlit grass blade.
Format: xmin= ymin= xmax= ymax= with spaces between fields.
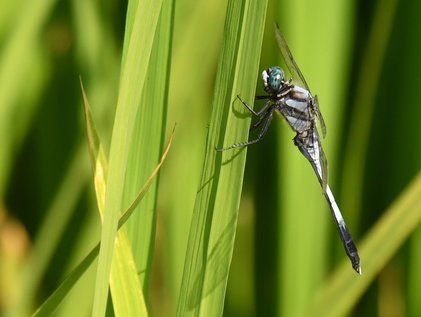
xmin=306 ymin=171 xmax=421 ymax=317
xmin=81 ymin=79 xmax=147 ymax=316
xmin=177 ymin=0 xmax=268 ymax=315
xmin=117 ymin=125 xmax=175 ymax=227
xmin=122 ymin=0 xmax=174 ymax=293
xmin=80 ymin=79 xmax=108 ymax=211
xmin=32 ymin=128 xmax=175 ymax=316
xmin=92 ymin=0 xmax=164 ymax=315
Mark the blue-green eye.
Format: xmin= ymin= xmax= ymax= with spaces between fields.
xmin=262 ymin=66 xmax=285 ymax=93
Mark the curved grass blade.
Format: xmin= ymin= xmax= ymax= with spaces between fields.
xmin=81 ymin=79 xmax=147 ymax=316
xmin=80 ymin=79 xmax=108 ymax=206
xmin=32 ymin=127 xmax=175 ymax=317
xmin=118 ymin=125 xmax=176 ymax=227
xmin=177 ymin=0 xmax=268 ymax=315
xmin=306 ymin=171 xmax=421 ymax=317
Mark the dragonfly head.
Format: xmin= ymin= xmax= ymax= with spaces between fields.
xmin=262 ymin=66 xmax=285 ymax=94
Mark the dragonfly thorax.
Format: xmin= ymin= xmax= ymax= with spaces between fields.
xmin=262 ymin=66 xmax=287 ymax=95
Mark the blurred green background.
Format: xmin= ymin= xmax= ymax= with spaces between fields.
xmin=1 ymin=0 xmax=420 ymax=316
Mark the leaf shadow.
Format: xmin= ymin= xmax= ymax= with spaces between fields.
xmin=187 ymin=213 xmax=238 ymax=309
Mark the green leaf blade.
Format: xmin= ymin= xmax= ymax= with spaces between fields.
xmin=123 ymin=0 xmax=174 ymax=293
xmin=177 ymin=0 xmax=268 ymax=315
xmin=81 ymin=80 xmax=148 ymax=316
xmin=31 ymin=129 xmax=175 ymax=316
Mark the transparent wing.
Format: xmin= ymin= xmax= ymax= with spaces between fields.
xmin=274 ymin=23 xmax=310 ymax=91
xmin=313 ymin=95 xmax=327 ymax=138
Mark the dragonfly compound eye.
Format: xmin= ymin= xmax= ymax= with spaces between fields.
xmin=262 ymin=66 xmax=284 ymax=94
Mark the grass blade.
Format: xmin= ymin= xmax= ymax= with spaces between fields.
xmin=177 ymin=0 xmax=268 ymax=315
xmin=159 ymin=0 xmax=227 ymax=310
xmin=306 ymin=171 xmax=421 ymax=317
xmin=92 ymin=0 xmax=164 ymax=315
xmin=32 ymin=128 xmax=175 ymax=316
xmin=123 ymin=0 xmax=174 ymax=292
xmin=81 ymin=79 xmax=147 ymax=316
xmin=81 ymin=79 xmax=108 ymax=209
xmin=118 ymin=126 xmax=176 ymax=227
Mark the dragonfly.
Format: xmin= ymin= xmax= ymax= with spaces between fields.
xmin=217 ymin=24 xmax=361 ymax=274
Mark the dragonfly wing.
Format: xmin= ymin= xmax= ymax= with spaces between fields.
xmin=274 ymin=23 xmax=310 ymax=91
xmin=313 ymin=95 xmax=327 ymax=138
xmin=318 ymin=131 xmax=329 ymax=191
xmin=275 ymin=26 xmax=328 ymax=138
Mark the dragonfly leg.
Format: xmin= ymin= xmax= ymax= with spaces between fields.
xmin=250 ymin=106 xmax=274 ymax=131
xmin=237 ymin=95 xmax=272 ymax=117
xmin=216 ymin=110 xmax=273 ymax=151
xmin=250 ymin=115 xmax=266 ymax=131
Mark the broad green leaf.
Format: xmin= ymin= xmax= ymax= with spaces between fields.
xmin=81 ymin=79 xmax=147 ymax=316
xmin=32 ymin=128 xmax=175 ymax=316
xmin=92 ymin=0 xmax=164 ymax=315
xmin=306 ymin=171 xmax=421 ymax=317
xmin=177 ymin=0 xmax=268 ymax=315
